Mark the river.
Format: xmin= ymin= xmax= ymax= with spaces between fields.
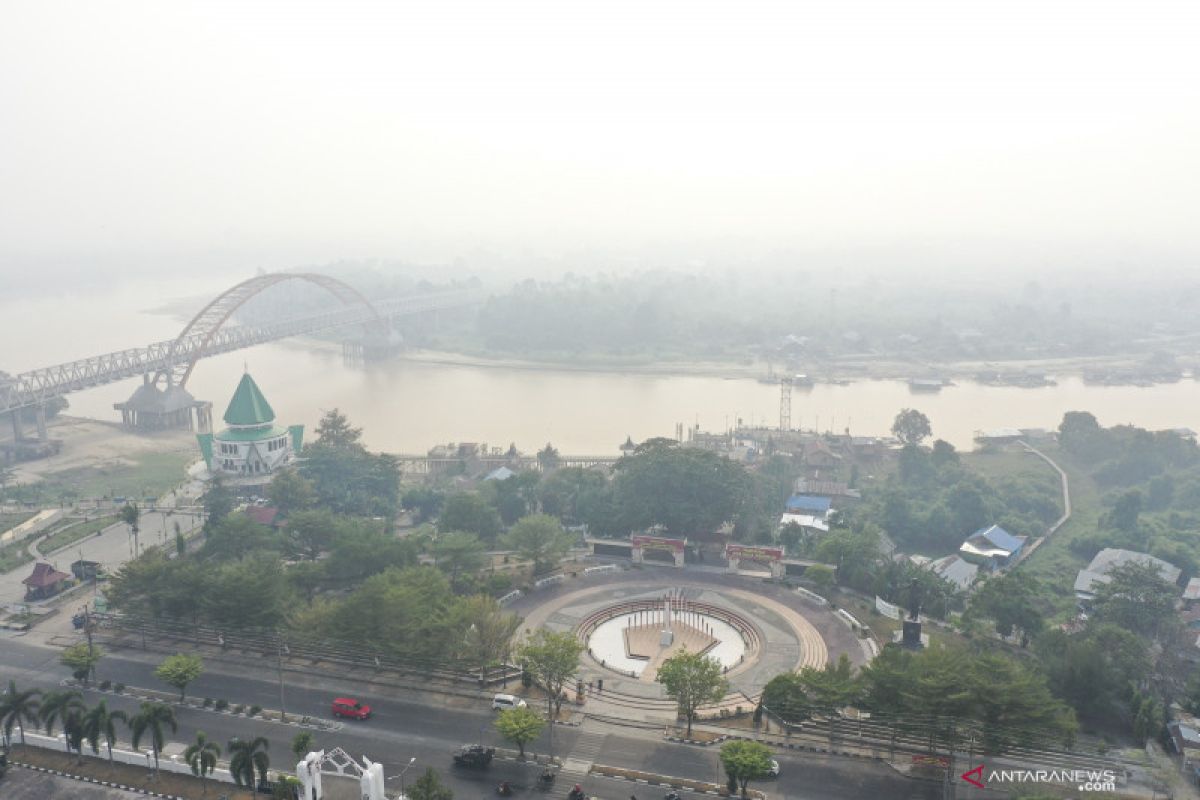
xmin=3 ymin=276 xmax=1197 ymax=453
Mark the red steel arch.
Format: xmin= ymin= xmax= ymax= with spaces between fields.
xmin=156 ymin=272 xmax=388 ymax=389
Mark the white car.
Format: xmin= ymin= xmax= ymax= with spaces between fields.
xmin=491 ymin=693 xmax=528 ymax=711
xmin=767 ymin=759 xmax=781 ymax=778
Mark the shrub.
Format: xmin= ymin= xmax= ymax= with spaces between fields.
xmin=203 ymin=698 xmax=214 ymax=708
xmin=113 ymin=683 xmax=125 ymax=693
xmin=215 ymin=699 xmax=229 ymax=711
xmin=249 ymin=704 xmax=262 ymax=717
xmin=232 ymin=704 xmax=244 ymax=715
xmin=99 ymin=680 xmax=112 ymax=691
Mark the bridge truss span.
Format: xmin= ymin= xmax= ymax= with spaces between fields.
xmin=1 ymin=275 xmax=484 ymax=417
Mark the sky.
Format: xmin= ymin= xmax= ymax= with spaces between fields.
xmin=2 ymin=0 xmax=1199 ymax=283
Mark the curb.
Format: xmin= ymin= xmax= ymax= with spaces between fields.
xmin=10 ymin=761 xmax=185 ymax=799
xmin=722 ymin=732 xmax=881 ymax=761
xmin=664 ymin=733 xmax=729 ymax=746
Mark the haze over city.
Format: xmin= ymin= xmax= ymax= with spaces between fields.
xmin=3 ymin=0 xmax=1199 ymax=287
xmin=6 ymin=4 xmax=1200 ymax=800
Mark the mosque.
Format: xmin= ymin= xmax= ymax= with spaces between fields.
xmin=196 ymin=372 xmax=303 ymax=484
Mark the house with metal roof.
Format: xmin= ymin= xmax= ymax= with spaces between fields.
xmin=1074 ymin=548 xmax=1182 ymax=603
xmin=928 ymin=554 xmax=979 ymax=591
xmin=785 ymin=494 xmax=833 ymax=515
xmin=195 ymin=372 xmax=303 ymax=482
xmin=958 ymin=524 xmax=1027 ymax=570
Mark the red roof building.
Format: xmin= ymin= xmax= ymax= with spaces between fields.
xmin=23 ymin=562 xmax=71 ymax=600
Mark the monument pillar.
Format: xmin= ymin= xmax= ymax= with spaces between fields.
xmin=673 ymin=547 xmax=685 ymax=567
xmin=632 ymin=543 xmax=644 ymax=564
xmin=726 ymin=555 xmax=740 ymax=573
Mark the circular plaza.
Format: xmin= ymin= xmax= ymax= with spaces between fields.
xmin=511 ymin=566 xmax=870 ymax=718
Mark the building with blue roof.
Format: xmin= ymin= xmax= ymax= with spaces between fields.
xmin=785 ymin=494 xmax=833 ymax=514
xmin=958 ymin=524 xmax=1027 ymax=570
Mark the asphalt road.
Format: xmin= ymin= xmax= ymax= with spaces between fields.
xmin=0 ymin=636 xmax=941 ymax=800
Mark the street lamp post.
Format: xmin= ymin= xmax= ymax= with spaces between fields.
xmin=387 ymin=756 xmax=416 ymax=799
xmin=277 ymin=639 xmax=289 ymax=722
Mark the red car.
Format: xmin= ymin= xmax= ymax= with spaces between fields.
xmin=331 ymin=697 xmax=371 ymax=720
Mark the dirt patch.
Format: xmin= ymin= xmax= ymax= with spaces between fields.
xmin=10 ymin=744 xmax=258 ymax=800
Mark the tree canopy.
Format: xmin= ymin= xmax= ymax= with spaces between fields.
xmin=656 ymin=649 xmax=729 ymax=736
xmin=612 ymin=439 xmax=748 ymax=536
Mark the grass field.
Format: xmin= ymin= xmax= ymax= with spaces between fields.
xmin=37 ymin=513 xmax=120 ymax=555
xmin=3 ymin=450 xmax=196 ymax=505
xmin=1010 ymin=444 xmax=1100 ymax=621
xmin=0 ymin=537 xmax=34 ymax=574
xmin=0 ymin=510 xmax=37 ymax=534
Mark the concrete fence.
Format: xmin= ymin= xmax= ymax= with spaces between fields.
xmin=794 ymin=586 xmax=829 ymax=606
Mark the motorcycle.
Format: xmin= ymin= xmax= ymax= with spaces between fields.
xmin=664 ymin=793 xmax=683 ymax=800
xmin=496 ymin=781 xmax=513 ymax=796
xmin=537 ymin=769 xmax=556 ymax=786
xmin=568 ymin=785 xmax=586 ymax=800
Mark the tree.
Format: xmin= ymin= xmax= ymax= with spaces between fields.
xmin=40 ymin=689 xmax=85 ymax=743
xmin=228 ymin=735 xmax=271 ymax=788
xmin=536 ymin=442 xmax=561 ymax=471
xmin=433 ymin=531 xmax=488 ymax=587
xmin=291 ymin=731 xmax=315 ymax=761
xmin=284 ymin=509 xmax=339 ymax=561
xmin=803 ymin=564 xmax=835 ymax=594
xmin=402 ymin=487 xmax=446 ymax=523
xmin=155 ymin=653 xmax=204 ymax=702
xmin=267 ymin=469 xmax=316 ymax=518
xmin=82 ymin=700 xmax=127 ymax=765
xmin=440 ymin=493 xmax=502 ymax=543
xmin=656 ymin=649 xmax=730 ymax=737
xmin=494 ymin=705 xmax=545 ymax=758
xmin=185 ymin=731 xmax=221 ymax=794
xmin=720 ymin=740 xmax=774 ymax=798
xmin=0 ymin=680 xmax=41 ymax=746
xmin=760 ymin=672 xmax=811 ymax=724
xmin=968 ymin=572 xmax=1045 ymax=645
xmin=407 ymin=767 xmax=454 ymax=800
xmin=314 ymin=408 xmax=362 ymax=449
xmin=121 ymin=502 xmax=141 ymax=556
xmin=1092 ymin=560 xmax=1180 ymax=641
xmin=613 ymin=441 xmax=748 ymax=536
xmin=457 ymin=595 xmax=522 ymax=678
xmin=503 ymin=514 xmax=573 ymax=575
xmin=61 ymin=642 xmax=103 ymax=686
xmin=131 ymin=702 xmax=178 ymax=777
xmin=891 ymin=409 xmax=932 ymax=447
xmin=203 ymin=476 xmax=235 ymax=532
xmin=1103 ymin=490 xmax=1142 ymax=533
xmin=516 ymin=629 xmax=583 ymax=720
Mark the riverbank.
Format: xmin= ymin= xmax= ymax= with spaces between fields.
xmin=398 ymin=346 xmax=1188 ymax=387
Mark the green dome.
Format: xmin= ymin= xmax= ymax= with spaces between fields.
xmin=223 ymin=372 xmax=275 ymax=427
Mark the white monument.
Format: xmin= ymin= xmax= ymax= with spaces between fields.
xmin=659 ymin=594 xmax=674 ymax=646
xmin=360 ymin=756 xmax=386 ymax=800
xmin=296 ymin=750 xmax=325 ymax=800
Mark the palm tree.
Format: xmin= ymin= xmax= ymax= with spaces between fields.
xmin=227 ymin=735 xmax=270 ymax=789
xmin=130 ymin=702 xmax=177 ymax=778
xmin=82 ymin=700 xmax=128 ymax=766
xmin=0 ymin=680 xmax=42 ymax=746
xmin=184 ymin=731 xmax=221 ymax=794
xmin=40 ymin=689 xmax=85 ymax=752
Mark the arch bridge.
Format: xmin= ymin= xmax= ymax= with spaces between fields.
xmin=2 ymin=272 xmax=484 ymax=433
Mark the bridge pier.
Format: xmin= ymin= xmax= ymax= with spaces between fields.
xmin=114 ymin=375 xmax=208 ymax=431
